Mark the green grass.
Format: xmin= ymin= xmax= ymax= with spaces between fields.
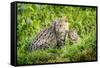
xmin=17 ymin=3 xmax=97 ymax=65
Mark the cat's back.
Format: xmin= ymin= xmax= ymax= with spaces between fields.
xmin=29 ymin=27 xmax=57 ymax=51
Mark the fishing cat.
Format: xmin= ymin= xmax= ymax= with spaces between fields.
xmin=29 ymin=18 xmax=80 ymax=51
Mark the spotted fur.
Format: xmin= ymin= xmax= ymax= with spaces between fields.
xmin=29 ymin=18 xmax=80 ymax=51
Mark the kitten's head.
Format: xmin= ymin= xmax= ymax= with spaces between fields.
xmin=68 ymin=30 xmax=80 ymax=43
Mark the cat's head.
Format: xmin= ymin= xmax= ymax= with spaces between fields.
xmin=68 ymin=30 xmax=80 ymax=43
xmin=53 ymin=17 xmax=69 ymax=34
